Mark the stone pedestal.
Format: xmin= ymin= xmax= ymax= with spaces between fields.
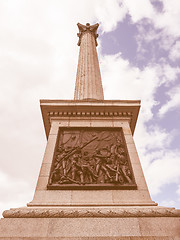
xmin=1 ymin=206 xmax=180 ymax=239
xmin=1 ymin=100 xmax=180 ymax=239
xmin=28 ymin=99 xmax=155 ymax=207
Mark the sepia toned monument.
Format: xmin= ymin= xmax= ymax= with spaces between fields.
xmin=0 ymin=23 xmax=180 ymax=239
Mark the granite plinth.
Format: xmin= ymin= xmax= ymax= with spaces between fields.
xmin=0 ymin=206 xmax=180 ymax=239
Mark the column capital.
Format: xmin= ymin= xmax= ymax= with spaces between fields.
xmin=77 ymin=23 xmax=99 ymax=46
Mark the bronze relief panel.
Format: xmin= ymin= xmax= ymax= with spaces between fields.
xmin=47 ymin=127 xmax=137 ymax=190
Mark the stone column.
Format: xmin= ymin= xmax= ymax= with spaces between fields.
xmin=74 ymin=23 xmax=104 ymax=100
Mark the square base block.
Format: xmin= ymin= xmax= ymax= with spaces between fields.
xmin=0 ymin=217 xmax=180 ymax=239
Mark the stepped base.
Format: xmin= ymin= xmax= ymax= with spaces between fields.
xmin=0 ymin=206 xmax=180 ymax=239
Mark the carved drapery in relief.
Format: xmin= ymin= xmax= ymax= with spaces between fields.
xmin=48 ymin=128 xmax=136 ymax=189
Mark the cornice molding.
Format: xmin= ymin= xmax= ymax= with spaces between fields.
xmin=40 ymin=100 xmax=140 ymax=138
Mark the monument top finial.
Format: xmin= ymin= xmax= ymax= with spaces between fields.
xmin=77 ymin=22 xmax=99 ymax=46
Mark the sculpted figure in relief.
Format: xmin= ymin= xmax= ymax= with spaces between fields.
xmin=48 ymin=129 xmax=135 ymax=187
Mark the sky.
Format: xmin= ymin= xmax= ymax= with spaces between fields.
xmin=0 ymin=0 xmax=180 ymax=215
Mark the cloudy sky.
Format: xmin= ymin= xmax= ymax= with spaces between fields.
xmin=0 ymin=0 xmax=180 ymax=215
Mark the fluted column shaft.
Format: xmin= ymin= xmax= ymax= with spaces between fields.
xmin=74 ymin=23 xmax=104 ymax=100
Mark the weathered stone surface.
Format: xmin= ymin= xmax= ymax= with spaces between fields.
xmin=3 ymin=206 xmax=180 ymax=218
xmin=0 ymin=215 xmax=179 ymax=238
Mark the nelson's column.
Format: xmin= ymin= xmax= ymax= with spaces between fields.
xmin=0 ymin=23 xmax=180 ymax=239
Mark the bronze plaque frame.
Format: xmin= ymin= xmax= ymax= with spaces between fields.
xmin=47 ymin=127 xmax=137 ymax=190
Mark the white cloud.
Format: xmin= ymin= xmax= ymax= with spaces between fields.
xmin=159 ymin=200 xmax=176 ymax=208
xmin=124 ymin=0 xmax=155 ymax=23
xmin=124 ymin=0 xmax=180 ymax=38
xmin=135 ymin=24 xmax=176 ymax=55
xmin=159 ymin=85 xmax=180 ymax=116
xmin=95 ymin=0 xmax=127 ymax=32
xmin=145 ymin=150 xmax=180 ymax=195
xmin=155 ymin=0 xmax=180 ymax=37
xmin=0 ymin=171 xmax=33 ymax=217
xmin=169 ymin=41 xmax=180 ymax=61
xmin=124 ymin=0 xmax=180 ymax=59
xmin=101 ymin=53 xmax=180 ymax=120
xmin=136 ymin=125 xmax=173 ymax=152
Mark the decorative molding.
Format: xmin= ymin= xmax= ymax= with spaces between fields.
xmin=40 ymin=100 xmax=140 ymax=138
xmin=47 ymin=111 xmax=133 ymax=127
xmin=3 ymin=207 xmax=180 ymax=218
xmin=77 ymin=23 xmax=99 ymax=46
xmin=47 ymin=111 xmax=133 ymax=118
